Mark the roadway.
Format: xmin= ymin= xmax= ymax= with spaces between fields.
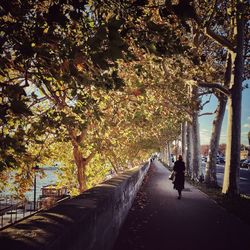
xmin=201 ymin=162 xmax=250 ymax=196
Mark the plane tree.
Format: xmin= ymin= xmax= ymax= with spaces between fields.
xmin=1 ymin=0 xmax=229 ymax=195
xmin=159 ymin=0 xmax=249 ymax=195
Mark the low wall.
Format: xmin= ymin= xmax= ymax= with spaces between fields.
xmin=0 ymin=162 xmax=150 ymax=250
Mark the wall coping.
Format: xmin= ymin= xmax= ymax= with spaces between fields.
xmin=0 ymin=162 xmax=150 ymax=250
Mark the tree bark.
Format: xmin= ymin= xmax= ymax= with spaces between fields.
xmin=72 ymin=144 xmax=88 ymax=193
xmin=186 ymin=122 xmax=193 ymax=177
xmin=167 ymin=141 xmax=173 ymax=168
xmin=68 ymin=127 xmax=96 ymax=193
xmin=205 ymin=54 xmax=231 ymax=187
xmin=222 ymin=4 xmax=244 ymax=196
xmin=107 ymin=157 xmax=119 ymax=174
xmin=192 ymin=86 xmax=201 ymax=180
xmin=161 ymin=145 xmax=168 ymax=163
xmin=248 ymin=131 xmax=250 ymax=146
xmin=205 ymin=96 xmax=227 ymax=186
xmin=166 ymin=0 xmax=245 ymax=195
xmin=181 ymin=121 xmax=187 ymax=164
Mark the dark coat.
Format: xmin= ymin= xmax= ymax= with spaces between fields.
xmin=173 ymin=160 xmax=185 ymax=191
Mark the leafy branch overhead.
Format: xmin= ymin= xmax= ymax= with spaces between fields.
xmin=1 ymin=0 xmax=248 ymax=196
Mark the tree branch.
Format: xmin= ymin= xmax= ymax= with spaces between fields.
xmin=143 ymin=4 xmax=165 ymax=9
xmin=24 ymin=61 xmax=29 ymax=87
xmin=198 ymin=82 xmax=230 ymax=97
xmin=85 ymin=150 xmax=96 ymax=165
xmin=164 ymin=99 xmax=193 ymax=116
xmin=162 ymin=2 xmax=235 ymax=52
xmin=107 ymin=157 xmax=118 ymax=174
xmin=199 ymin=112 xmax=215 ymax=117
xmin=200 ymin=94 xmax=212 ymax=109
xmin=205 ymin=0 xmax=219 ymax=27
xmin=188 ymin=5 xmax=235 ymax=51
xmin=0 ymin=77 xmax=24 ymax=86
xmin=28 ymin=96 xmax=48 ymax=108
xmin=203 ymin=26 xmax=235 ymax=52
xmin=198 ymin=90 xmax=214 ymax=96
xmin=76 ymin=128 xmax=87 ymax=144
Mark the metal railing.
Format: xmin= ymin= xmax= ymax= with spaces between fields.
xmin=0 ymin=194 xmax=70 ymax=230
xmin=0 ymin=195 xmax=40 ymax=229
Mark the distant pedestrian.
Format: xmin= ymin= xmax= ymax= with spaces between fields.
xmin=150 ymin=157 xmax=153 ymax=164
xmin=173 ymin=155 xmax=185 ymax=199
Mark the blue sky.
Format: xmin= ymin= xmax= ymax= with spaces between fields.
xmin=199 ymin=80 xmax=250 ymax=145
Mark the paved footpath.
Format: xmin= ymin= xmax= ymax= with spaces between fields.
xmin=113 ymin=160 xmax=250 ymax=250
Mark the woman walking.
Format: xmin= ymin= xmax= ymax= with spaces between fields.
xmin=173 ymin=155 xmax=185 ymax=199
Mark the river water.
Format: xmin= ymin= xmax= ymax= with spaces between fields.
xmin=25 ymin=169 xmax=58 ymax=200
xmin=1 ymin=169 xmax=58 ymax=201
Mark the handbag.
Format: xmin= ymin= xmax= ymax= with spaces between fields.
xmin=169 ymin=171 xmax=175 ymax=181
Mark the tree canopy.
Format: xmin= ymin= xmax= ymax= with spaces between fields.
xmin=0 ymin=0 xmax=249 ymax=196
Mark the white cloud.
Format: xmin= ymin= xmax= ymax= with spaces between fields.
xmin=200 ymin=129 xmax=211 ymax=145
xmin=248 ymin=116 xmax=250 ymax=120
xmin=219 ymin=134 xmax=227 ymax=144
xmin=243 ymin=123 xmax=250 ymax=129
xmin=200 ymin=128 xmax=209 ymax=133
xmin=241 ymin=130 xmax=250 ymax=145
xmin=200 ymin=136 xmax=210 ymax=145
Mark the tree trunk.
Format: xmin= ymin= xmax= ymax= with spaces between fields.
xmin=192 ymin=86 xmax=201 ymax=181
xmin=205 ymin=54 xmax=231 ymax=187
xmin=205 ymin=96 xmax=227 ymax=186
xmin=186 ymin=122 xmax=193 ymax=177
xmin=181 ymin=121 xmax=187 ymax=163
xmin=72 ymin=144 xmax=87 ymax=193
xmin=164 ymin=146 xmax=168 ymax=163
xmin=167 ymin=141 xmax=173 ymax=168
xmin=174 ymin=139 xmax=179 ymax=160
xmin=192 ymin=114 xmax=201 ymax=180
xmin=222 ymin=6 xmax=244 ymax=196
xmin=107 ymin=157 xmax=118 ymax=174
xmin=161 ymin=145 xmax=168 ymax=163
xmin=68 ymin=127 xmax=96 ymax=193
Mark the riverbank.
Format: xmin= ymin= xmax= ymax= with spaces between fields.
xmin=1 ymin=168 xmax=58 ymax=201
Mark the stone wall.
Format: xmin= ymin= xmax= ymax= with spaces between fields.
xmin=0 ymin=162 xmax=150 ymax=250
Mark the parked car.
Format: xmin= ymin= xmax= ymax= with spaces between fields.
xmin=201 ymin=156 xmax=207 ymax=162
xmin=240 ymin=159 xmax=247 ymax=168
xmin=216 ymin=157 xmax=225 ymax=164
xmin=242 ymin=159 xmax=250 ymax=169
